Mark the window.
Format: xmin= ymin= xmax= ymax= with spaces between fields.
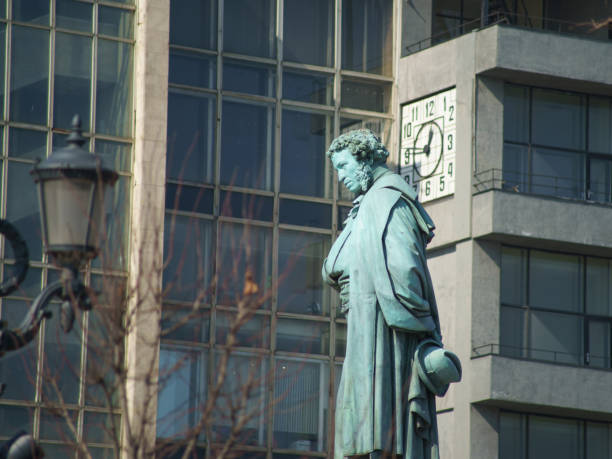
xmin=503 ymin=84 xmax=612 ymax=203
xmin=161 ymin=0 xmax=395 ymax=454
xmin=501 ymin=247 xmax=612 ymax=368
xmin=499 ymin=412 xmax=612 ymax=459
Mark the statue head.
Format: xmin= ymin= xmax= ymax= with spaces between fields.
xmin=326 ymin=129 xmax=389 ymax=194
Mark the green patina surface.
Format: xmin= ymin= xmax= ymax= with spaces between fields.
xmin=323 ymin=129 xmax=458 ymax=459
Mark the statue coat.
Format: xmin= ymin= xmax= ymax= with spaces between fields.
xmin=324 ymin=168 xmax=442 ymax=459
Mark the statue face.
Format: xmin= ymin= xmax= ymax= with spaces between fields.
xmin=331 ymin=149 xmax=363 ymax=194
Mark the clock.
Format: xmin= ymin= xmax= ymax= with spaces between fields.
xmin=400 ymin=88 xmax=456 ymax=203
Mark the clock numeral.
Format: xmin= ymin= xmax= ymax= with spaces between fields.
xmin=447 ymin=134 xmax=454 ymax=151
xmin=439 ymin=175 xmax=445 ymax=192
xmin=448 ymin=162 xmax=454 ymax=177
xmin=412 ymin=106 xmax=418 ymax=121
xmin=403 ymin=122 xmax=412 ymax=138
xmin=425 ymin=100 xmax=434 ymax=116
xmin=448 ymin=105 xmax=455 ymax=121
xmin=413 ymin=183 xmax=418 ymax=193
xmin=404 ymin=174 xmax=410 ymax=185
xmin=425 ymin=180 xmax=431 ymax=196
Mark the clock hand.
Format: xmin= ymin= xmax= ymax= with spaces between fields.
xmin=423 ymin=127 xmax=433 ymax=156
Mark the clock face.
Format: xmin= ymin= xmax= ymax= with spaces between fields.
xmin=412 ymin=120 xmax=444 ymax=178
xmin=400 ymin=88 xmax=456 ymax=203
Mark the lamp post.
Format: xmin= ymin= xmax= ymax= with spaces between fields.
xmin=0 ymin=114 xmax=118 ymax=459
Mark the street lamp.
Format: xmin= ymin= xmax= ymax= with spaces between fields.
xmin=0 ymin=115 xmax=119 ymax=458
xmin=0 ymin=114 xmax=118 ymax=352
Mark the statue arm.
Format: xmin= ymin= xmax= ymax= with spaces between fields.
xmin=381 ymin=199 xmax=433 ymax=318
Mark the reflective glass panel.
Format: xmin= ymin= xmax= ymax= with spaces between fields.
xmin=278 ymin=231 xmax=330 ymax=315
xmin=342 ymin=0 xmax=392 ymax=75
xmin=92 ymin=175 xmax=130 ymax=271
xmin=85 ymin=306 xmax=120 ymax=408
xmin=281 ymin=109 xmax=333 ymax=197
xmin=96 ymin=39 xmax=133 ymax=138
xmin=586 ymin=257 xmax=612 ymax=316
xmin=504 ymin=84 xmax=529 ymax=144
xmin=502 ymin=144 xmax=529 ymax=192
xmin=276 ymin=319 xmax=330 ymax=355
xmin=529 ymin=251 xmax=582 ymax=312
xmin=532 ymin=89 xmax=585 ymax=150
xmin=165 ymin=183 xmax=214 ymax=214
xmin=0 ymin=300 xmax=37 ymax=400
xmin=161 ymin=307 xmax=210 ymax=342
xmin=499 ymin=412 xmax=526 ymax=459
xmin=0 ymin=24 xmax=5 ymax=118
xmin=6 ymin=161 xmax=42 ymax=260
xmin=589 ymin=157 xmax=612 ymax=203
xmin=9 ymin=128 xmax=46 ymax=159
xmin=531 ymin=147 xmax=584 ymax=199
xmin=500 ymin=306 xmax=526 ymax=358
xmin=223 ymin=59 xmax=275 ymax=97
xmin=279 ymin=199 xmax=332 ymax=229
xmin=10 ymin=26 xmax=49 ymax=125
xmin=501 ymin=247 xmax=527 ymax=306
xmin=224 ymin=0 xmax=275 ymax=58
xmin=212 ymin=353 xmax=268 ymax=446
xmin=283 ymin=70 xmax=334 ymax=105
xmin=217 ymin=223 xmax=272 ymax=308
xmin=588 ymin=320 xmax=611 ymax=368
xmin=216 ymin=312 xmax=269 ymax=348
xmin=54 ymin=32 xmax=92 ymax=130
xmin=56 ymin=0 xmax=92 ymax=32
xmin=273 ymin=359 xmax=329 ymax=451
xmin=341 ymin=79 xmax=390 ymax=112
xmin=283 ymin=0 xmax=334 ymax=66
xmin=163 ymin=215 xmax=214 ymax=302
xmin=586 ymin=422 xmax=611 ymax=459
xmin=96 ymin=139 xmax=132 ymax=172
xmin=13 ymin=0 xmax=49 ymax=24
xmin=529 ymin=310 xmax=582 ymax=364
xmin=528 ymin=415 xmax=583 ymax=459
xmin=156 ymin=345 xmax=207 ymax=440
xmin=220 ymin=99 xmax=274 ymax=190
xmin=83 ymin=412 xmax=121 ymax=444
xmin=589 ymin=97 xmax=612 ymax=155
xmin=1 ymin=265 xmax=41 ymax=297
xmin=335 ymin=322 xmax=346 ymax=357
xmin=0 ymin=405 xmax=32 ymax=438
xmin=219 ymin=191 xmax=273 ymax=221
xmin=169 ymin=49 xmax=216 ymax=89
xmin=99 ymin=6 xmax=134 ymax=39
xmin=167 ymin=89 xmax=215 ymax=183
xmin=42 ymin=309 xmax=83 ymax=404
xmin=170 ymin=0 xmax=216 ymax=50
xmin=39 ymin=410 xmax=78 ymax=441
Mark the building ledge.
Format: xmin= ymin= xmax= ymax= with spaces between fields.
xmin=470 ymin=354 xmax=612 ymax=420
xmin=472 ymin=190 xmax=612 ymax=256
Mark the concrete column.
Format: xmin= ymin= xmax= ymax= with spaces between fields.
xmin=122 ymin=0 xmax=169 ymax=457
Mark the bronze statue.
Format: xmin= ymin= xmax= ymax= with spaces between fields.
xmin=322 ymin=129 xmax=461 ymax=459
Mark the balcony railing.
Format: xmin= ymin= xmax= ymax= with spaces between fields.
xmin=473 ymin=168 xmax=612 ymax=204
xmin=405 ymin=10 xmax=611 ymax=56
xmin=472 ymin=343 xmax=612 ymax=369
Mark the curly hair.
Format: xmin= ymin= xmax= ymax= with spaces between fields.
xmin=326 ymin=129 xmax=389 ymax=164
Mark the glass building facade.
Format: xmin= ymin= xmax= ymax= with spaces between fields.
xmin=159 ymin=0 xmax=396 ymax=456
xmin=0 ymin=0 xmax=134 ymax=456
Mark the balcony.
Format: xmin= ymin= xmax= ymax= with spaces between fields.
xmin=473 ymin=168 xmax=612 ymax=205
xmin=404 ymin=5 xmax=612 ymax=57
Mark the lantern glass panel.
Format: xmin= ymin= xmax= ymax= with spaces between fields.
xmin=41 ymin=177 xmax=100 ymax=250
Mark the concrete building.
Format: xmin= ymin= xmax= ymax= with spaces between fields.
xmin=0 ymin=0 xmax=611 ymax=458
